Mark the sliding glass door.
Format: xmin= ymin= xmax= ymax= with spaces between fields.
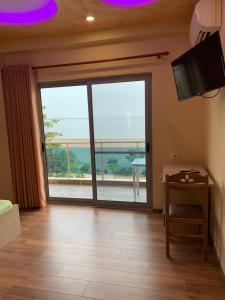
xmin=40 ymin=85 xmax=93 ymax=200
xmin=91 ymin=78 xmax=150 ymax=203
xmin=40 ymin=75 xmax=151 ymax=206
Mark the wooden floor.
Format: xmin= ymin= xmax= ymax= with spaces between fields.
xmin=0 ymin=204 xmax=225 ymax=300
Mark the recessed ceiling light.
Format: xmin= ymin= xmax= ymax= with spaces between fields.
xmin=102 ymin=0 xmax=159 ymax=8
xmin=0 ymin=0 xmax=58 ymax=26
xmin=86 ymin=16 xmax=95 ymax=22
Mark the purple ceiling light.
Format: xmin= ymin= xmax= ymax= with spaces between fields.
xmin=0 ymin=0 xmax=57 ymax=26
xmin=102 ymin=0 xmax=159 ymax=8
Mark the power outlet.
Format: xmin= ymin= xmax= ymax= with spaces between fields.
xmin=170 ymin=153 xmax=179 ymax=160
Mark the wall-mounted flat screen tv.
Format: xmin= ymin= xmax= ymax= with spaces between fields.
xmin=172 ymin=31 xmax=225 ymax=101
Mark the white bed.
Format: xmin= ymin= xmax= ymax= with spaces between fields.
xmin=0 ymin=204 xmax=21 ymax=248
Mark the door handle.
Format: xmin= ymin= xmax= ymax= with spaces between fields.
xmin=41 ymin=142 xmax=45 ymax=153
xmin=146 ymin=142 xmax=150 ymax=154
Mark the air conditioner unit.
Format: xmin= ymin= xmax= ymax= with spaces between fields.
xmin=189 ymin=0 xmax=222 ymax=46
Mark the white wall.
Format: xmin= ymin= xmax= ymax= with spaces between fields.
xmin=205 ymin=0 xmax=225 ymax=274
xmin=0 ymin=33 xmax=206 ymax=209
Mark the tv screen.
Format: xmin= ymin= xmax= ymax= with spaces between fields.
xmin=172 ymin=31 xmax=225 ymax=101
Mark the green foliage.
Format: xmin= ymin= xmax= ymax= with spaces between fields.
xmin=104 ymin=157 xmax=132 ymax=176
xmin=105 ymin=158 xmax=120 ymax=175
xmin=103 ymin=152 xmax=146 ymax=177
xmin=126 ymin=151 xmax=144 ymax=163
xmin=42 ymin=106 xmax=63 ymax=146
xmin=71 ymin=160 xmax=90 ymax=178
xmin=117 ymin=166 xmax=132 ymax=176
xmin=43 ymin=106 xmax=89 ymax=178
xmin=46 ymin=147 xmax=91 ymax=178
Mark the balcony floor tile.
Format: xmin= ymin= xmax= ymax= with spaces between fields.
xmin=49 ymin=184 xmax=146 ymax=203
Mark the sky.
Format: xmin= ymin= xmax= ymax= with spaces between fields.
xmin=40 ymin=81 xmax=146 ymax=141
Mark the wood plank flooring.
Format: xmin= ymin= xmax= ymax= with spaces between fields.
xmin=0 ymin=204 xmax=225 ymax=299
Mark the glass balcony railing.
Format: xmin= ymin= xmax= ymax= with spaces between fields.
xmin=45 ymin=139 xmax=146 ymax=183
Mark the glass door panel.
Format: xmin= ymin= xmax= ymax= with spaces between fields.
xmin=40 ymin=85 xmax=93 ymax=200
xmin=91 ymin=79 xmax=149 ymax=203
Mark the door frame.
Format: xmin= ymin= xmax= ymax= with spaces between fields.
xmin=39 ymin=73 xmax=153 ymax=209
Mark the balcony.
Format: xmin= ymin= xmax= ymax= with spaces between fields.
xmin=46 ymin=139 xmax=147 ymax=203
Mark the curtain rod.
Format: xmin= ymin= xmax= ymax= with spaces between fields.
xmin=32 ymin=51 xmax=169 ymax=70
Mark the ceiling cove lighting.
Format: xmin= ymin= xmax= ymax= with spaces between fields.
xmin=0 ymin=0 xmax=58 ymax=26
xmin=102 ymin=0 xmax=159 ymax=7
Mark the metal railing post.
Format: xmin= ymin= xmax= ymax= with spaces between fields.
xmin=66 ymin=143 xmax=71 ymax=178
xmin=100 ymin=142 xmax=104 ymax=181
xmin=137 ymin=141 xmax=140 ymax=152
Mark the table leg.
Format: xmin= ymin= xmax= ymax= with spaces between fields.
xmin=132 ymin=165 xmax=136 ymax=202
xmin=136 ymin=165 xmax=140 ymax=196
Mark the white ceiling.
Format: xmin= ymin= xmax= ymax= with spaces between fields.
xmin=0 ymin=0 xmax=198 ymax=41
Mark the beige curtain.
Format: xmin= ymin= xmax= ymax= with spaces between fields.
xmin=2 ymin=65 xmax=46 ymax=208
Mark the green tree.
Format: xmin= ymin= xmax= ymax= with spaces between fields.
xmin=42 ymin=106 xmax=63 ymax=145
xmin=42 ymin=106 xmax=65 ymax=176
xmin=43 ymin=106 xmax=88 ymax=178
